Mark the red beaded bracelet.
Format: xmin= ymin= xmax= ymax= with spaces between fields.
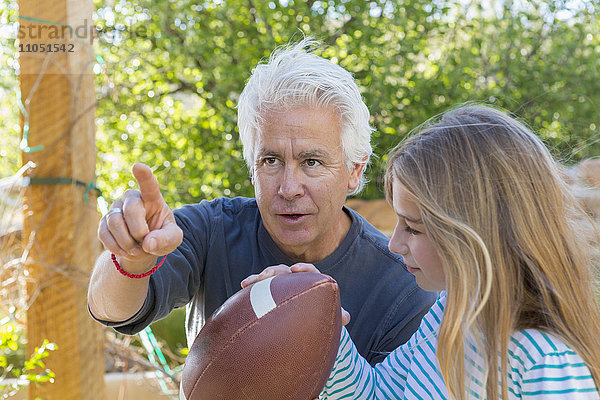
xmin=111 ymin=253 xmax=167 ymax=279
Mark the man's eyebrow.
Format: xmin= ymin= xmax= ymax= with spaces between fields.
xmin=397 ymin=213 xmax=423 ymax=224
xmin=297 ymin=150 xmax=330 ymax=160
xmin=256 ymin=149 xmax=331 ymax=160
xmin=256 ymin=149 xmax=281 ymax=159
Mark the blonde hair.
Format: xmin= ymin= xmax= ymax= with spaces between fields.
xmin=384 ymin=104 xmax=600 ymax=399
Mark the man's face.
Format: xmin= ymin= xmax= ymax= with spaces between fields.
xmin=252 ymin=106 xmax=363 ymax=262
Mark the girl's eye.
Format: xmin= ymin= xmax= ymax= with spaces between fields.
xmin=404 ymin=226 xmax=422 ymax=235
xmin=396 ymin=215 xmax=422 ymax=236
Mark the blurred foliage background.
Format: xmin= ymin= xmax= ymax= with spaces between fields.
xmin=0 ymin=0 xmax=599 ymax=383
xmin=1 ymin=0 xmax=600 ymax=205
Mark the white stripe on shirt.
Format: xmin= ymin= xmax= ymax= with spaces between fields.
xmin=320 ymin=292 xmax=599 ymax=399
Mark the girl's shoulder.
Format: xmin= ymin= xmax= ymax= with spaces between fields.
xmin=507 ymin=329 xmax=599 ymax=398
xmin=508 ymin=328 xmax=580 ymax=367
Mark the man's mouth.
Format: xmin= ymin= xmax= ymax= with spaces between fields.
xmin=277 ymin=213 xmax=308 ymax=222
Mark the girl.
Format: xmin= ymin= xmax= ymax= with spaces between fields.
xmin=248 ymin=104 xmax=600 ymax=399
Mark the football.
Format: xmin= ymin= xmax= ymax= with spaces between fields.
xmin=181 ymin=272 xmax=342 ymax=400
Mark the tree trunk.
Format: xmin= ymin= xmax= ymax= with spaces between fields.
xmin=18 ymin=0 xmax=105 ymax=399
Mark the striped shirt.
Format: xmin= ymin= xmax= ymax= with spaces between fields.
xmin=320 ymin=292 xmax=599 ymax=399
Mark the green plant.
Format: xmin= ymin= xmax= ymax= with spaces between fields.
xmin=0 ymin=321 xmax=57 ymax=400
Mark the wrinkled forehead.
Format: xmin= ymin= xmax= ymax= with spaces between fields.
xmin=254 ymin=105 xmax=344 ymax=158
xmin=257 ymin=103 xmax=342 ymax=129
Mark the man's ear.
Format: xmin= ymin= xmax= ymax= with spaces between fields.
xmin=348 ymin=159 xmax=367 ymax=191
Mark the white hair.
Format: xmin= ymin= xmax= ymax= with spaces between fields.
xmin=237 ymin=38 xmax=374 ymax=195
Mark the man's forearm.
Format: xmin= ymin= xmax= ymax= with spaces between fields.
xmin=87 ymin=250 xmax=154 ymax=322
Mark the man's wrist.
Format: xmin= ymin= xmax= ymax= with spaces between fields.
xmin=111 ymin=253 xmax=166 ymax=279
xmin=112 ymin=253 xmax=158 ymax=275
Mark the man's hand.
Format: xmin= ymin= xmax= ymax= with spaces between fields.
xmin=241 ymin=263 xmax=351 ymax=326
xmin=97 ymin=163 xmax=183 ymax=273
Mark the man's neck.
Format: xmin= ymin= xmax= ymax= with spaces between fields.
xmin=280 ymin=208 xmax=353 ymax=263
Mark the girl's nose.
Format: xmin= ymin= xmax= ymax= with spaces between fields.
xmin=388 ymin=225 xmax=409 ymax=255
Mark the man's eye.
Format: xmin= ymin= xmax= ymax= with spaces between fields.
xmin=305 ymin=159 xmax=320 ymax=167
xmin=264 ymin=157 xmax=278 ymax=165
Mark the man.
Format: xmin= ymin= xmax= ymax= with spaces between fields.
xmin=88 ymin=39 xmax=437 ymax=365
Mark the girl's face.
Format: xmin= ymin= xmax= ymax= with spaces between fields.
xmin=388 ymin=181 xmax=446 ymax=292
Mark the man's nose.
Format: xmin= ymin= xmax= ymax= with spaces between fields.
xmin=278 ymin=166 xmax=304 ymax=200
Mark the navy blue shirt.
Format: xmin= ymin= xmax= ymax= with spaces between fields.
xmin=95 ymin=197 xmax=436 ymax=365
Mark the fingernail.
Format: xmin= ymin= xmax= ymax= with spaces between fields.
xmin=146 ymin=238 xmax=156 ymax=252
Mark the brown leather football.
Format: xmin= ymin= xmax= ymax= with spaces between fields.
xmin=181 ymin=272 xmax=342 ymax=400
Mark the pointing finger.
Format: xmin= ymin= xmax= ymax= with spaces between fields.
xmin=132 ymin=163 xmax=163 ymax=205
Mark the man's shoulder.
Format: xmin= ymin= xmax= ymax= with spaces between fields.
xmin=345 ymin=206 xmax=404 ymax=264
xmin=175 ymin=196 xmax=259 ymax=219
